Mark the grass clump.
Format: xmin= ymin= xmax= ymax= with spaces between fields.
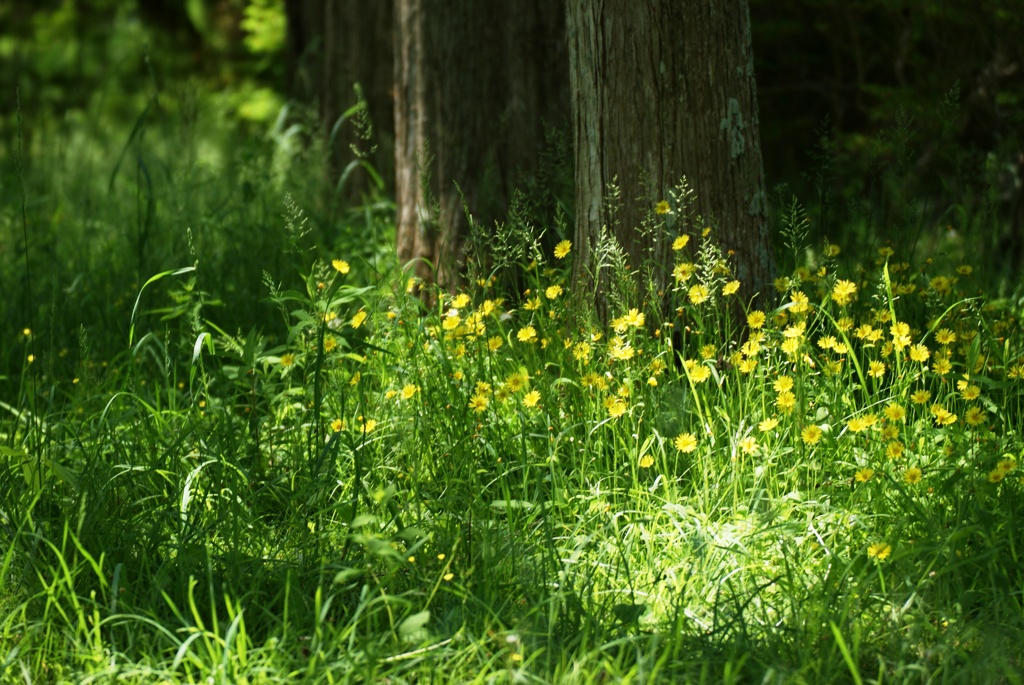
xmin=2 ymin=124 xmax=1024 ymax=684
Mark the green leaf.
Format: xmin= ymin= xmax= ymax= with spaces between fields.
xmin=398 ymin=610 xmax=431 ymax=642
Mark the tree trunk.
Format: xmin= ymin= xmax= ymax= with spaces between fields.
xmin=393 ymin=0 xmax=567 ymax=294
xmin=566 ymin=0 xmax=774 ymax=316
xmin=285 ymin=0 xmax=394 ymax=205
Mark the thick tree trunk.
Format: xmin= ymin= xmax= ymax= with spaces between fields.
xmin=394 ymin=0 xmax=567 ymax=293
xmin=566 ymin=0 xmax=774 ymax=315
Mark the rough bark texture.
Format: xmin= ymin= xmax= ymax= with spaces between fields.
xmin=566 ymin=0 xmax=774 ymax=313
xmin=394 ymin=0 xmax=567 ymax=293
xmin=285 ymin=0 xmax=394 ymax=202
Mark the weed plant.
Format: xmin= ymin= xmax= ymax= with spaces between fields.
xmin=2 ymin=116 xmax=1024 ymax=684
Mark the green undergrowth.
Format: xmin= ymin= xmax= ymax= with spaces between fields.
xmin=3 ymin=204 xmax=1024 ymax=683
xmin=2 ymin=108 xmax=1024 ymax=683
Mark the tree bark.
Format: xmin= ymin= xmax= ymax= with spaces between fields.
xmin=566 ymin=0 xmax=774 ymax=315
xmin=285 ymin=0 xmax=394 ymax=204
xmin=393 ymin=0 xmax=567 ymax=293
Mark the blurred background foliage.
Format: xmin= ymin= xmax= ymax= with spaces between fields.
xmin=751 ymin=0 xmax=1024 ymax=276
xmin=1 ymin=0 xmax=1022 ymax=374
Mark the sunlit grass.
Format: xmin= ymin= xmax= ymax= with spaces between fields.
xmin=2 ymin=121 xmax=1023 ymax=683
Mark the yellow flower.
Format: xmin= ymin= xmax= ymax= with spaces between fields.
xmin=351 ymin=309 xmax=368 ymax=328
xmin=722 ymin=280 xmax=740 ymax=296
xmin=332 ymin=259 xmax=350 ymax=274
xmin=854 ymin=324 xmax=877 ymax=340
xmin=935 ymin=329 xmax=957 ymax=345
xmin=965 ymin=406 xmax=986 ymax=427
xmin=759 ymin=417 xmax=779 ymax=432
xmin=605 ymin=397 xmax=627 ymax=418
xmin=639 ymin=454 xmax=655 ymax=468
xmin=673 ymin=262 xmax=695 ymax=283
xmin=469 ymin=394 xmax=489 ymax=413
xmin=883 ymin=403 xmax=906 ymax=422
xmin=554 ymin=240 xmax=572 ymax=259
xmin=931 ymin=357 xmax=952 ymax=375
xmin=997 ymin=456 xmax=1018 ymax=473
xmin=775 ymin=391 xmax=797 ymax=413
xmin=684 ymin=361 xmax=711 ymax=384
xmin=789 ymin=291 xmax=810 ymax=314
xmin=517 ymin=326 xmax=538 ymax=343
xmin=890 ymin=321 xmax=911 ymax=350
xmin=747 ymin=311 xmax=766 ymax=329
xmin=910 ymin=389 xmax=932 ymax=405
xmin=817 ymin=335 xmax=838 ymax=350
xmin=545 ymin=284 xmax=563 ymax=300
xmin=672 ymin=235 xmax=690 ymax=251
xmin=401 ymin=384 xmax=419 ymax=400
xmin=739 ymin=436 xmax=758 ymax=455
xmin=523 ymin=390 xmax=541 ymax=408
xmin=487 ymin=336 xmax=504 ymax=351
xmin=506 ymin=371 xmax=529 ymax=392
xmin=608 ymin=336 xmax=635 ymax=362
xmin=868 ymin=361 xmax=886 ymax=378
xmin=330 ymin=418 xmax=344 ymax=432
xmin=867 ymin=542 xmax=891 ymax=561
xmin=854 ymin=467 xmax=875 ymax=483
xmin=359 ymin=418 xmax=377 ymax=434
xmin=957 ymin=382 xmax=981 ymax=401
xmin=674 ymin=433 xmax=698 ymax=453
xmin=903 ymin=467 xmax=923 ymax=484
xmin=773 ymin=376 xmax=794 ymax=393
xmin=741 ymin=338 xmax=761 ymax=357
xmin=350 ymin=371 xmax=361 ymax=386
xmin=655 ymin=200 xmax=671 ymax=215
xmin=688 ymin=284 xmax=710 ymax=305
xmin=783 ymin=321 xmax=807 ymax=339
xmin=909 ymin=344 xmax=930 ymax=363
xmin=831 ymin=280 xmax=857 ymax=306
xmin=624 ymin=308 xmax=645 ymax=328
xmin=930 ymin=404 xmax=957 ymax=426
xmin=801 ymin=425 xmax=823 ymax=445
xmin=824 ymin=243 xmax=841 ymax=257
xmin=738 ymin=358 xmax=758 ymax=374
xmin=524 ymin=296 xmax=541 ymax=311
xmin=442 ymin=313 xmax=462 ymax=330
xmin=847 ymin=414 xmax=878 ymax=432
xmin=280 ymin=353 xmax=295 ymax=367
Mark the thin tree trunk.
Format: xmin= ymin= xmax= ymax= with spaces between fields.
xmin=394 ymin=0 xmax=568 ymax=294
xmin=567 ymin=0 xmax=774 ymax=316
xmin=286 ymin=0 xmax=394 ymax=206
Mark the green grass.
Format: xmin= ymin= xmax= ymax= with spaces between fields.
xmin=2 ymin=109 xmax=1024 ymax=684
